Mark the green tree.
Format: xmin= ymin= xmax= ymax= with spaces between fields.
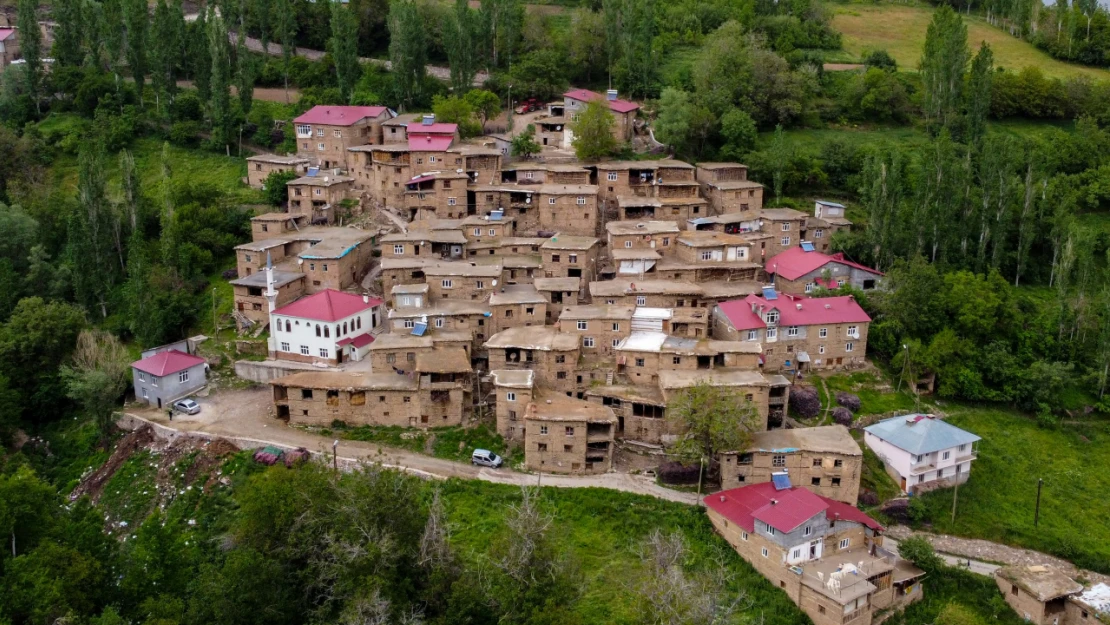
xmin=52 ymin=0 xmax=85 ymax=68
xmin=67 ymin=144 xmax=121 ymax=319
xmin=191 ymin=9 xmax=212 ymax=101
xmin=0 ymin=297 xmax=86 ymax=423
xmin=16 ymin=0 xmax=42 ymax=113
xmin=965 ymin=43 xmax=994 ymax=151
xmin=464 ymin=89 xmax=500 ymax=130
xmin=920 ymin=5 xmax=969 ymax=132
xmin=896 ymin=536 xmax=944 ymax=572
xmin=664 ymin=380 xmax=762 ymax=467
xmin=263 ymin=170 xmax=298 ymax=206
xmin=61 ymin=330 xmax=131 ymax=442
xmin=99 ymin=0 xmax=125 ymax=74
xmin=274 ymin=0 xmax=296 ymax=102
xmin=511 ymin=124 xmax=541 ymax=157
xmin=388 ymin=0 xmax=427 ymax=108
xmin=616 ymin=0 xmax=657 ymax=99
xmin=444 ymin=0 xmax=481 ymax=93
xmin=432 ymin=95 xmax=481 ymax=138
xmin=237 ymin=36 xmax=256 ymax=117
xmin=571 ymin=99 xmax=617 ymax=161
xmin=768 ymin=124 xmax=789 ymax=203
xmin=125 ymin=0 xmax=150 ymax=102
xmin=152 ymin=0 xmax=181 ymax=114
xmin=936 ymin=603 xmax=987 ymax=625
xmin=208 ymin=12 xmax=234 ymax=155
xmin=653 ymin=88 xmax=694 ymax=154
xmin=720 ymin=108 xmax=759 ymax=161
xmin=0 ymin=466 xmax=57 ymax=561
xmin=329 ymin=2 xmax=360 ymax=102
xmin=480 ymin=0 xmax=524 ymax=69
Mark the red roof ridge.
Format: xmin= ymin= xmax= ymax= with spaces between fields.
xmin=273 ymin=289 xmax=383 ymax=322
xmin=131 ymin=349 xmax=206 ymax=376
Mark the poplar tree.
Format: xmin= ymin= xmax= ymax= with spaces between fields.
xmin=254 ymin=0 xmax=273 ymax=54
xmin=237 ymin=35 xmax=256 ymax=117
xmin=389 ymin=0 xmax=427 ymax=109
xmin=192 ymin=9 xmax=212 ymax=102
xmin=274 ymin=0 xmax=296 ymax=102
xmin=444 ymin=0 xmax=480 ymax=93
xmin=571 ymin=100 xmax=617 ymax=161
xmin=68 ymin=145 xmax=116 ymax=318
xmin=329 ymin=2 xmax=360 ymax=103
xmin=619 ymin=0 xmax=657 ymax=99
xmin=125 ymin=0 xmax=149 ymax=102
xmin=151 ymin=0 xmax=180 ymax=114
xmin=480 ymin=0 xmax=523 ymax=69
xmin=16 ymin=0 xmax=41 ymax=112
xmin=208 ymin=12 xmax=234 ymax=155
xmin=920 ymin=5 xmax=969 ymax=133
xmin=52 ymin=0 xmax=85 ymax=68
xmin=965 ymin=43 xmax=994 ymax=152
xmin=100 ymin=0 xmax=124 ymax=75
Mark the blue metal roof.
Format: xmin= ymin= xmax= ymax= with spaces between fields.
xmin=800 ymin=242 xmax=815 ymax=252
xmin=762 ymin=286 xmax=779 ymax=300
xmin=307 ymin=167 xmax=319 ymax=177
xmin=490 ymin=210 xmax=504 ymax=221
xmin=771 ymin=472 xmax=792 ymax=491
xmin=411 ymin=322 xmax=428 ymax=336
xmin=864 ymin=415 xmax=981 ymax=454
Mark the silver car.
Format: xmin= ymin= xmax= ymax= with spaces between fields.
xmin=173 ymin=398 xmax=201 ymax=415
xmin=471 ymin=449 xmax=503 ymax=468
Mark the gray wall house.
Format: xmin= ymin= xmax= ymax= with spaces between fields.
xmin=131 ymin=350 xmax=208 ymax=409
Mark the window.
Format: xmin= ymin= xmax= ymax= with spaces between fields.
xmin=635 ymin=358 xmax=645 ymax=367
xmin=551 ymin=254 xmax=561 ymax=262
xmin=539 ymin=425 xmax=548 ymax=434
xmin=555 ymin=355 xmax=566 ymax=363
xmin=761 ymin=547 xmax=769 ymax=558
xmin=564 ymin=444 xmax=573 ymax=452
xmin=332 ymin=129 xmax=341 ymax=138
xmin=819 ymin=328 xmax=828 ymax=338
xmin=442 ymin=279 xmax=453 ymax=288
xmin=766 ymin=525 xmax=776 ymax=536
xmin=322 ymin=263 xmax=328 ymax=272
xmin=297 ymin=124 xmax=311 ymax=135
xmin=179 ymin=370 xmax=190 ymax=383
xmin=782 ymin=223 xmax=791 ymax=231
xmin=569 ymin=254 xmax=577 ymax=264
xmin=301 ymin=389 xmax=313 ymax=399
xmin=959 ymin=444 xmax=967 ymax=452
xmin=319 ymin=348 xmax=329 ymax=358
xmin=742 ymin=531 xmax=749 ymax=541
xmin=831 ymin=477 xmax=841 ymax=486
xmin=394 ymin=245 xmax=404 ymax=255
xmin=772 ymin=454 xmax=786 ymax=467
xmin=766 ymin=327 xmax=777 ymax=340
xmin=611 ymin=322 xmax=620 ymax=331
xmin=537 ymin=443 xmax=548 ymax=452
xmin=818 ymin=345 xmax=825 ymax=354
xmin=577 ymin=320 xmax=588 ymax=330
xmin=747 ymin=330 xmax=758 ymax=341
xmin=506 ymin=392 xmax=517 ymax=401
xmin=138 ymin=372 xmax=146 ymax=382
xmin=839 ymin=538 xmax=850 ymax=549
xmin=557 ymin=371 xmax=567 ymax=379
xmin=833 ymin=459 xmax=843 ymax=467
xmin=317 ymin=143 xmax=325 ymax=151
xmin=473 ymin=227 xmax=482 ymax=236
xmin=315 ymin=128 xmax=324 ymax=137
xmin=280 ymin=342 xmax=290 ymax=351
xmin=812 ymin=477 xmax=821 ymax=486
xmin=819 ymin=606 xmax=826 ymax=615
xmin=583 ymin=337 xmax=595 ymax=348
xmin=151 ymin=376 xmax=159 ymax=387
xmin=787 ymin=326 xmax=799 ymax=337
xmin=576 ymin=196 xmax=586 ymax=205
xmin=780 ymin=236 xmax=790 ymax=246
xmin=815 ymin=229 xmax=824 ymax=238
xmin=793 ymin=548 xmax=802 ymax=560
xmin=607 ymin=172 xmax=618 ymax=181
xmin=673 ymin=356 xmax=681 ymax=365
xmin=766 ymin=311 xmax=779 ymax=324
xmin=612 ymin=338 xmax=621 ymax=348
xmin=565 ymin=426 xmax=575 ymax=436
xmin=847 ymin=325 xmax=859 ymax=338
xmin=805 ymin=283 xmax=814 ymax=293
xmin=300 ymin=345 xmax=310 ymax=355
xmin=548 ymin=197 xmax=556 ymax=205
xmin=701 ymin=250 xmax=714 ymax=261
xmin=448 ymin=197 xmax=457 ymax=206
xmin=403 ymin=319 xmax=415 ymax=328
xmin=624 ymin=240 xmax=633 ymax=248
xmin=477 ymin=281 xmax=485 ymax=289
xmin=845 ymin=342 xmax=854 ymax=352
xmin=489 ymin=229 xmax=496 ymax=236
xmin=435 ymin=318 xmax=444 ymax=328
xmin=804 ymin=526 xmax=812 ymax=536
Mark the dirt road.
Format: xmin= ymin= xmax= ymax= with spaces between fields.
xmin=124 ymin=387 xmax=698 ymax=504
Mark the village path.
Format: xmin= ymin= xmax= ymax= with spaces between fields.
xmin=884 ymin=527 xmax=1110 ymax=585
xmin=121 ymin=386 xmax=698 ymax=505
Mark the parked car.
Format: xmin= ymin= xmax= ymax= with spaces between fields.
xmin=471 ymin=449 xmax=503 ymax=468
xmin=173 ymin=398 xmax=201 ymax=415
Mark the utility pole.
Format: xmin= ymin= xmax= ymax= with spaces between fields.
xmin=696 ymin=456 xmax=705 ymax=506
xmin=1034 ymin=478 xmax=1043 ymax=527
xmin=332 ymin=439 xmax=339 ymax=473
xmin=212 ymin=287 xmax=218 ymax=341
xmin=951 ymin=477 xmax=959 ymax=524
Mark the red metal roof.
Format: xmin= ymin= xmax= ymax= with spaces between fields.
xmin=0 ymin=29 xmax=15 ymax=41
xmin=766 ymin=247 xmax=883 ymax=281
xmin=294 ymin=105 xmax=389 ymax=126
xmin=717 ymin=293 xmax=871 ymax=331
xmin=131 ymin=349 xmax=206 ymax=377
xmin=407 ymin=174 xmax=436 ymax=185
xmin=705 ymin=482 xmax=883 ymax=533
xmin=564 ymin=88 xmax=640 ymax=114
xmin=408 ymin=134 xmax=454 ymax=151
xmin=337 ymin=333 xmax=375 ymax=348
xmin=273 ymin=289 xmax=383 ymax=322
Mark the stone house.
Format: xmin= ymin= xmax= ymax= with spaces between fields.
xmin=387 ymin=299 xmax=492 ymax=349
xmin=863 ymin=414 xmax=981 ymax=495
xmin=268 ymin=289 xmax=383 ymax=365
xmin=540 ymin=235 xmax=601 ymax=281
xmin=466 ymin=236 xmax=545 ymax=261
xmin=0 ymin=28 xmax=19 ymax=70
xmin=249 ymin=212 xmax=309 ymax=241
xmin=766 ymin=246 xmax=883 ymax=296
xmin=652 ymin=232 xmax=762 ymax=283
xmin=705 ymin=480 xmax=923 ymax=625
xmin=401 ymin=171 xmax=471 ymax=221
xmin=615 ymin=333 xmax=762 ymax=386
xmin=719 ymin=425 xmax=861 ymax=504
xmin=563 ymin=88 xmax=640 ymax=142
xmin=658 ymin=369 xmax=772 ymax=430
xmin=993 ymin=566 xmax=1099 ymax=625
xmin=557 ymin=305 xmax=635 ymax=357
xmin=595 ymin=159 xmax=696 ymax=221
xmin=423 ymin=262 xmax=504 ymax=301
xmin=523 ymin=390 xmax=616 ymax=474
xmin=805 ymin=201 xmax=853 ymax=253
xmin=365 ymin=331 xmax=472 ymax=374
xmin=589 ymin=280 xmax=704 ymax=309
xmin=714 ymin=289 xmax=872 ymax=372
xmin=382 ymin=229 xmax=468 ymax=260
xmin=246 ymin=154 xmax=311 ymax=189
xmin=491 ymin=369 xmax=535 ymax=443
xmin=468 ymin=183 xmax=600 ymax=236
xmin=390 ymin=283 xmax=429 ymax=309
xmin=460 ymin=214 xmax=516 ymax=246
xmin=760 ymin=208 xmax=810 ymax=258
xmin=696 ymin=163 xmax=765 ymax=216
xmin=230 ymin=269 xmax=305 ymax=325
xmin=270 ymin=370 xmax=467 ymax=428
xmin=379 ymin=258 xmax=452 ymax=296
xmin=533 ymin=277 xmax=581 ymax=322
xmin=585 ymin=384 xmax=670 ymax=445
xmin=287 ymin=174 xmax=354 ymax=224
xmin=484 ymin=327 xmax=580 ymax=396
xmin=500 ymin=163 xmax=591 ymax=185
xmin=294 ymin=105 xmax=395 ymax=169
xmin=487 ymin=285 xmax=548 ymax=336
xmin=131 ymin=349 xmax=208 ymax=409
xmin=605 ymin=220 xmax=681 ymax=257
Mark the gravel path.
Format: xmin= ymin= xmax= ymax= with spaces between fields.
xmin=121 ymin=387 xmax=697 ymax=505
xmin=886 ymin=525 xmax=1109 ymax=585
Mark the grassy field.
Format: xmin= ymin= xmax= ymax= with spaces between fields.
xmin=830 ymin=3 xmax=1110 ymax=81
xmin=914 ymin=406 xmax=1110 ymax=573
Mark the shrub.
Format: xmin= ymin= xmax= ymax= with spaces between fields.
xmin=835 ymin=392 xmax=860 ymax=412
xmin=170 ymin=121 xmax=202 ymax=146
xmin=789 ymin=385 xmax=821 ymax=418
xmin=898 ymin=535 xmax=944 ymax=573
xmin=658 ymin=461 xmax=701 ymax=485
xmin=858 ymin=490 xmax=879 ymax=506
xmin=832 ymin=407 xmax=853 ymax=426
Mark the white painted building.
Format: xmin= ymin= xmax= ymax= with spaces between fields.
xmin=267 ymin=286 xmax=382 ymax=366
xmin=863 ymin=414 xmax=981 ymax=495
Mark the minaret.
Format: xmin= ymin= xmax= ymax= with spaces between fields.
xmin=264 ymin=251 xmax=278 ymax=314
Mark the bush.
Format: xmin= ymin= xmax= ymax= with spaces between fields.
xmin=832 ymin=407 xmax=853 ymax=426
xmin=835 ymin=392 xmax=860 ymax=412
xmin=170 ymin=121 xmax=202 ymax=146
xmin=789 ymin=385 xmax=821 ymax=418
xmin=897 ymin=535 xmax=944 ymax=572
xmin=658 ymin=461 xmax=701 ymax=485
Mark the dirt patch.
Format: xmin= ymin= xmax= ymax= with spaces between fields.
xmin=824 ymin=63 xmax=865 ymax=71
xmin=70 ymin=425 xmax=158 ymax=503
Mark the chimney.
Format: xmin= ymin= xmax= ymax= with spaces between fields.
xmin=606 ymin=89 xmax=618 ymax=101
xmin=363 ymin=295 xmax=369 ymax=304
xmin=422 ymin=114 xmax=435 ymax=125
xmin=720 ymin=495 xmax=726 ymax=502
xmin=796 ymin=303 xmax=803 ymax=310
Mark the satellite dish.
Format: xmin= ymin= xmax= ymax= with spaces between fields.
xmin=492 ymin=280 xmax=498 ymax=286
